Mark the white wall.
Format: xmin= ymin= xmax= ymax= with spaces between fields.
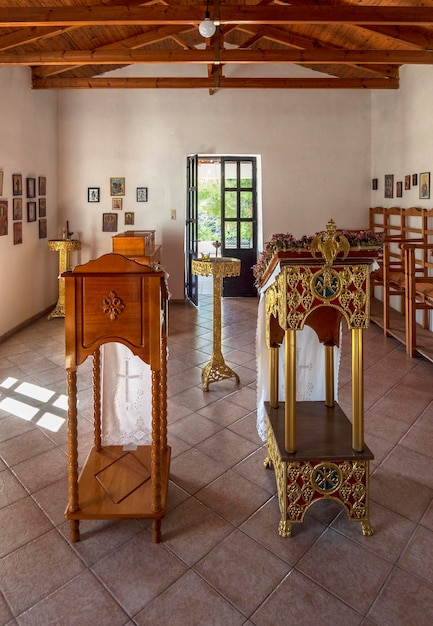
xmin=372 ymin=65 xmax=433 ymax=207
xmin=0 ymin=68 xmax=58 ymax=337
xmin=57 ymin=64 xmax=373 ymax=299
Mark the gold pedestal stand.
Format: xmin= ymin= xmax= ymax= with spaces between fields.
xmin=192 ymin=257 xmax=241 ymax=391
xmin=47 ymin=239 xmax=81 ymax=319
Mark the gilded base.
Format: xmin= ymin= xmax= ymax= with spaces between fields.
xmin=202 ymin=353 xmax=240 ymax=391
xmin=47 ymin=303 xmax=65 ymax=319
xmin=266 ymin=419 xmax=373 ymax=537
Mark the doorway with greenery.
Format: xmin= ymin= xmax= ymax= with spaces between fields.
xmin=186 ymin=155 xmax=259 ymax=304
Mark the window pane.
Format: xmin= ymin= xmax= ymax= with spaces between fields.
xmin=225 ymin=222 xmax=237 ymax=248
xmin=224 ymin=191 xmax=237 ymax=218
xmin=240 ymin=162 xmax=253 ymax=188
xmin=240 ymin=222 xmax=253 ymax=248
xmin=224 ymin=161 xmax=237 ymax=188
xmin=240 ymin=192 xmax=253 ymax=218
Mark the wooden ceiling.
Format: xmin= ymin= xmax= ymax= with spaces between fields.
xmin=1 ymin=1 xmax=433 ymax=92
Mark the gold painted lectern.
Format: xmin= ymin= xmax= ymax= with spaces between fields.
xmin=261 ymin=221 xmax=378 ymax=537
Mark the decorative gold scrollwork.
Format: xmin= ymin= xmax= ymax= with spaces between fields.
xmin=310 ymin=219 xmax=350 ymax=266
xmin=101 ymin=291 xmax=125 ymax=321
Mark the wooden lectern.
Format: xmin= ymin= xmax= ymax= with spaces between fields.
xmin=63 ymin=253 xmax=170 ymax=543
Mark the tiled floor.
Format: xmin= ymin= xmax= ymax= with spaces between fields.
xmin=1 ymin=296 xmax=433 ymax=625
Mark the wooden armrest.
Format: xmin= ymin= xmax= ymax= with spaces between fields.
xmin=401 ymin=242 xmax=433 ymax=251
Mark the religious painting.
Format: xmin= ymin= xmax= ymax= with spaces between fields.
xmin=419 ymin=172 xmax=430 ymax=199
xmin=405 ymin=175 xmax=411 ymax=190
xmin=125 ymin=211 xmax=134 ymax=225
xmin=112 ymin=198 xmax=123 ymax=210
xmin=110 ymin=177 xmax=125 ymax=196
xmin=412 ymin=173 xmax=418 ymax=186
xmin=39 ymin=218 xmax=47 ymax=239
xmin=13 ymin=221 xmax=22 ymax=245
xmin=371 ymin=178 xmax=378 ymax=191
xmin=0 ymin=200 xmax=8 ymax=236
xmin=103 ymin=212 xmax=118 ymax=232
xmin=13 ymin=198 xmax=22 ymax=220
xmin=27 ymin=201 xmax=37 ymax=222
xmin=12 ymin=174 xmax=22 ymax=196
xmin=396 ymin=181 xmax=403 ymax=198
xmin=26 ymin=177 xmax=36 ymax=198
xmin=88 ymin=187 xmax=100 ymax=202
xmin=38 ymin=176 xmax=46 ymax=196
xmin=384 ymin=174 xmax=394 ymax=198
xmin=136 ymin=187 xmax=148 ymax=202
xmin=39 ymin=197 xmax=46 ymax=217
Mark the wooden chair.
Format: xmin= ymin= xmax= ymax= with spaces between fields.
xmin=401 ymin=209 xmax=433 ymax=357
xmin=369 ymin=207 xmax=427 ymax=336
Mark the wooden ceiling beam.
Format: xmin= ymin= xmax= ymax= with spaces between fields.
xmin=32 ymin=76 xmax=399 ymax=90
xmin=2 ymin=6 xmax=433 ymax=28
xmin=5 ymin=48 xmax=433 ymax=66
xmin=31 ymin=25 xmax=195 ymax=78
xmin=0 ymin=26 xmax=78 ymax=52
xmin=236 ymin=24 xmax=399 ymax=78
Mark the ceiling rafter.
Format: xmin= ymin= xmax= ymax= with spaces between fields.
xmin=2 ymin=6 xmax=433 ymax=28
xmin=236 ymin=24 xmax=399 ymax=78
xmin=31 ymin=75 xmax=399 ymax=90
xmin=3 ymin=48 xmax=432 ymax=66
xmin=31 ymin=24 xmax=195 ymax=78
xmin=0 ymin=1 xmax=431 ymax=91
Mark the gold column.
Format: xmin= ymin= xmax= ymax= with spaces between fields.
xmin=324 ymin=344 xmax=335 ymax=407
xmin=270 ymin=346 xmax=279 ymax=408
xmin=285 ymin=329 xmax=296 ymax=453
xmin=352 ymin=327 xmax=364 ymax=452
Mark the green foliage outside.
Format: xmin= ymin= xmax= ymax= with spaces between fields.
xmin=198 ymin=179 xmax=254 ymax=242
xmin=198 ymin=179 xmax=221 ymax=241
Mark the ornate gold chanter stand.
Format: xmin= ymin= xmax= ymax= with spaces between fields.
xmin=192 ymin=257 xmax=241 ymax=391
xmin=263 ymin=221 xmax=376 ymax=537
xmin=47 ymin=238 xmax=81 ymax=319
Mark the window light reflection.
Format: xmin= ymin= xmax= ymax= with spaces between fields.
xmin=0 ymin=376 xmax=67 ymax=433
xmin=15 ymin=382 xmax=55 ymax=402
xmin=36 ymin=412 xmax=65 ymax=432
xmin=0 ymin=397 xmax=39 ymax=421
xmin=0 ymin=377 xmax=18 ymax=389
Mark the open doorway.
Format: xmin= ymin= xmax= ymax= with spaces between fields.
xmin=186 ymin=155 xmax=260 ymax=304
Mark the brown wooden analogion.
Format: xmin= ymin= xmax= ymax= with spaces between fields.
xmin=63 ymin=253 xmax=170 ymax=543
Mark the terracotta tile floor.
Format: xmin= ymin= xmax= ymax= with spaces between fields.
xmin=1 ymin=296 xmax=433 ymax=625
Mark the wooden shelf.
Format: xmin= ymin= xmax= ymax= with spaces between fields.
xmin=266 ymin=402 xmax=373 ymax=462
xmin=65 ymin=446 xmax=170 ymax=520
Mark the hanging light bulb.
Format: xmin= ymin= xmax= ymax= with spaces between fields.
xmin=199 ymin=0 xmax=216 ymax=38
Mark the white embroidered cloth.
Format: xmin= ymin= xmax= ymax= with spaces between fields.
xmin=101 ymin=343 xmax=152 ymax=446
xmin=256 ymin=264 xmax=341 ymax=442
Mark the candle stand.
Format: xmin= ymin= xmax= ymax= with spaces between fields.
xmin=192 ymin=257 xmax=241 ymax=391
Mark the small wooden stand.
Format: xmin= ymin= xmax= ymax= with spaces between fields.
xmin=262 ymin=221 xmax=377 ymax=537
xmin=63 ymin=253 xmax=170 ymax=543
xmin=112 ymin=230 xmax=161 ymax=265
